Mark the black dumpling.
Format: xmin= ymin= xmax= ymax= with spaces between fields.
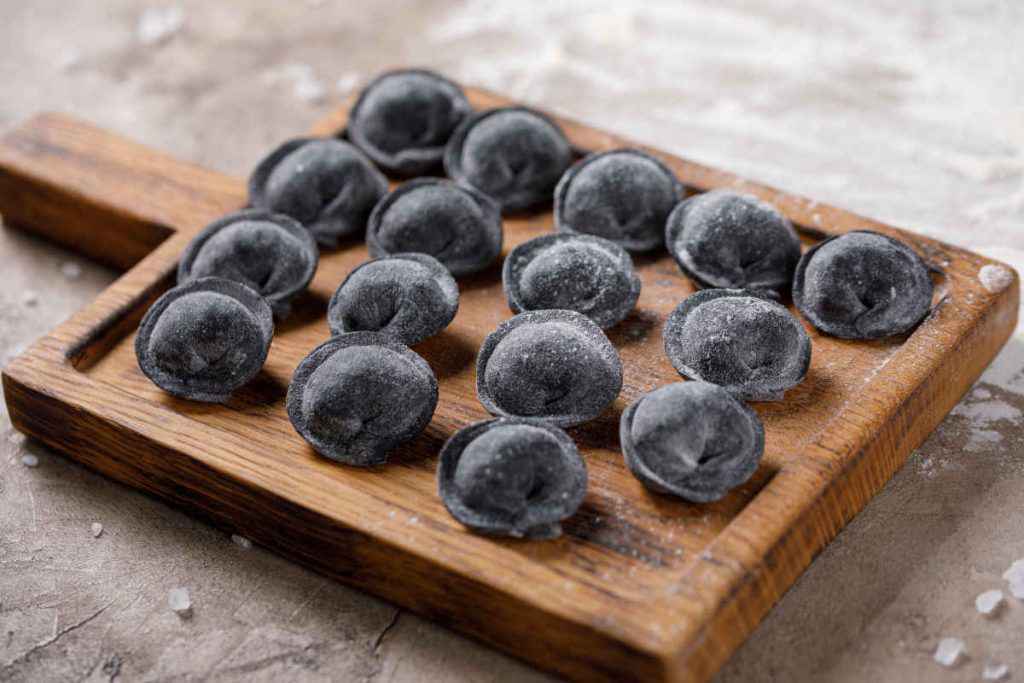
xmin=248 ymin=137 xmax=388 ymax=248
xmin=620 ymin=382 xmax=764 ymax=503
xmin=347 ymin=69 xmax=472 ymax=177
xmin=178 ymin=209 xmax=319 ymax=318
xmin=477 ymin=309 xmax=623 ymax=427
xmin=136 ymin=277 xmax=274 ymax=403
xmin=665 ymin=190 xmax=802 ymax=296
xmin=438 ymin=418 xmax=587 ymax=539
xmin=503 ymin=233 xmax=641 ymax=329
xmin=555 ymin=148 xmax=682 ymax=252
xmin=444 ymin=107 xmax=573 ymax=214
xmin=663 ymin=289 xmax=811 ymax=401
xmin=286 ymin=332 xmax=438 ymax=466
xmin=793 ymin=230 xmax=933 ymax=339
xmin=327 ymin=253 xmax=459 ymax=345
xmin=366 ymin=178 xmax=503 ymax=277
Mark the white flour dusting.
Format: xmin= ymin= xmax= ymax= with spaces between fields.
xmin=137 ymin=6 xmax=185 ymax=45
xmin=950 ymin=388 xmax=1022 ymax=452
xmin=979 ymin=264 xmax=1014 ymax=293
xmin=335 ymin=72 xmax=360 ymax=94
xmin=265 ymin=63 xmax=326 ymax=105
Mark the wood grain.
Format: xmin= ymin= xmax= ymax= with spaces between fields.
xmin=0 ymin=89 xmax=1018 ymax=682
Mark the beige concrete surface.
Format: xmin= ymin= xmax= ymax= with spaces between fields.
xmin=1 ymin=1 xmax=1022 ymax=681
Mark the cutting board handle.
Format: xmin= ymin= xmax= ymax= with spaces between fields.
xmin=0 ymin=113 xmax=243 ymax=271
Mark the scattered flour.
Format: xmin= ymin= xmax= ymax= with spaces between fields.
xmin=974 ymin=589 xmax=1004 ymax=616
xmin=231 ymin=534 xmax=252 ymax=550
xmin=60 ymin=261 xmax=82 ymax=280
xmin=168 ymin=587 xmax=192 ymax=618
xmin=979 ymin=264 xmax=1014 ymax=293
xmin=968 ymin=182 xmax=1024 ymax=223
xmin=983 ymin=662 xmax=1010 ymax=681
xmin=56 ymin=48 xmax=82 ymax=72
xmin=91 ymin=522 xmax=104 ymax=538
xmin=335 ymin=72 xmax=360 ymax=94
xmin=933 ymin=637 xmax=966 ymax=667
xmin=950 ymin=389 xmax=1022 ymax=452
xmin=265 ymin=63 xmax=326 ymax=105
xmin=137 ymin=6 xmax=186 ymax=46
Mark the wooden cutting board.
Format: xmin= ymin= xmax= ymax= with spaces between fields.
xmin=0 ymin=87 xmax=1017 ymax=683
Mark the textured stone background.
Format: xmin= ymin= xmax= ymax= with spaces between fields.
xmin=1 ymin=1 xmax=1022 ymax=681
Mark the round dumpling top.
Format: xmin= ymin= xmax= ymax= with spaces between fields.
xmin=367 ymin=179 xmax=502 ymax=277
xmin=620 ymin=382 xmax=764 ymax=503
xmin=178 ymin=209 xmax=318 ymax=318
xmin=248 ymin=137 xmax=388 ymax=248
xmin=286 ymin=332 xmax=438 ymax=466
xmin=476 ymin=309 xmax=623 ymax=427
xmin=327 ymin=253 xmax=459 ymax=346
xmin=438 ymin=418 xmax=587 ymax=539
xmin=347 ymin=69 xmax=472 ymax=176
xmin=665 ymin=190 xmax=802 ymax=296
xmin=556 ymin=148 xmax=683 ymax=252
xmin=445 ymin=107 xmax=573 ymax=213
xmin=503 ymin=233 xmax=641 ymax=329
xmin=793 ymin=230 xmax=933 ymax=339
xmin=136 ymin=277 xmax=274 ymax=403
xmin=663 ymin=289 xmax=811 ymax=401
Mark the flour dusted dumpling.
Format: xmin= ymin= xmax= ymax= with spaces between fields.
xmin=327 ymin=253 xmax=459 ymax=345
xmin=178 ymin=209 xmax=318 ymax=318
xmin=367 ymin=179 xmax=503 ymax=276
xmin=438 ymin=418 xmax=587 ymax=539
xmin=503 ymin=233 xmax=641 ymax=329
xmin=663 ymin=289 xmax=811 ymax=401
xmin=665 ymin=190 xmax=801 ymax=296
xmin=621 ymin=382 xmax=764 ymax=503
xmin=445 ymin=107 xmax=573 ymax=213
xmin=556 ymin=148 xmax=682 ymax=252
xmin=793 ymin=230 xmax=933 ymax=339
xmin=248 ymin=138 xmax=388 ymax=248
xmin=286 ymin=332 xmax=438 ymax=466
xmin=476 ymin=310 xmax=622 ymax=426
xmin=136 ymin=278 xmax=274 ymax=403
xmin=347 ymin=69 xmax=471 ymax=176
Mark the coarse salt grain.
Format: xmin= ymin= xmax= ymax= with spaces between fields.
xmin=1002 ymin=559 xmax=1024 ymax=599
xmin=983 ymin=662 xmax=1009 ymax=680
xmin=933 ymin=637 xmax=965 ymax=667
xmin=231 ymin=534 xmax=252 ymax=550
xmin=168 ymin=587 xmax=192 ymax=618
xmin=20 ymin=453 xmax=39 ymax=467
xmin=975 ymin=589 xmax=1004 ymax=616
xmin=91 ymin=522 xmax=103 ymax=538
